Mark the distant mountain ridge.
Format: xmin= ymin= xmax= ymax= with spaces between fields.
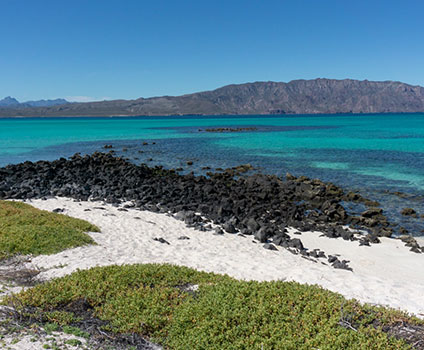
xmin=0 ymin=96 xmax=20 ymax=107
xmin=0 ymin=96 xmax=69 ymax=108
xmin=1 ymin=78 xmax=424 ymax=117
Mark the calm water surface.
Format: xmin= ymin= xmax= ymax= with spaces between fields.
xmin=1 ymin=114 xmax=424 ymax=235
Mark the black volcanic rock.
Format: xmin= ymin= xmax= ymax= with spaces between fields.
xmin=2 ymin=152 xmax=408 ymax=271
xmin=1 ymin=79 xmax=424 ymax=116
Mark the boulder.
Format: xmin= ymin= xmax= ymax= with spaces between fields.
xmin=263 ymin=243 xmax=278 ymax=251
xmin=361 ymin=208 xmax=383 ymax=218
xmin=254 ymin=227 xmax=269 ymax=243
xmin=223 ymin=223 xmax=237 ymax=234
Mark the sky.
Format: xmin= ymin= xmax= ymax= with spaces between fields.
xmin=1 ymin=0 xmax=423 ymax=102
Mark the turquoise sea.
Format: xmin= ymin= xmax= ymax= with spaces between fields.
xmin=1 ymin=114 xmax=424 ymax=236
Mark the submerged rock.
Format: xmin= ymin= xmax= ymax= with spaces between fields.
xmin=361 ymin=208 xmax=383 ymax=218
xmin=401 ymin=208 xmax=418 ymax=217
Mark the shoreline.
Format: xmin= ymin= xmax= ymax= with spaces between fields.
xmin=1 ymin=152 xmax=423 ymax=253
xmin=1 ymin=112 xmax=424 ymax=119
xmin=6 ymin=196 xmax=424 ymax=318
xmin=1 ymin=153 xmax=423 ymax=318
xmin=1 ymin=154 xmax=424 ymax=349
xmin=1 ymin=152 xmax=422 ymax=240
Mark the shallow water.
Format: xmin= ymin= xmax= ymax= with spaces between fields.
xmin=1 ymin=114 xmax=424 ymax=235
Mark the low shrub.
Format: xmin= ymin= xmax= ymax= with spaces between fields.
xmin=11 ymin=263 xmax=418 ymax=349
xmin=0 ymin=201 xmax=98 ymax=259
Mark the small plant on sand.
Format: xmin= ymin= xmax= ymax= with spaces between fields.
xmin=43 ymin=323 xmax=59 ymax=334
xmin=62 ymin=325 xmax=89 ymax=339
xmin=0 ymin=201 xmax=99 ymax=260
xmin=65 ymin=338 xmax=82 ymax=346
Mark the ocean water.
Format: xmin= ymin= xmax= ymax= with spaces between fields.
xmin=1 ymin=114 xmax=424 ymax=236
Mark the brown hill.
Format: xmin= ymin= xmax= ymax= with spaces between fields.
xmin=1 ymin=78 xmax=424 ymax=117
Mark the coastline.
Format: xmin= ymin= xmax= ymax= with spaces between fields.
xmin=2 ymin=114 xmax=424 ymax=235
xmin=0 ymin=152 xmax=423 ymax=317
xmin=4 ymin=196 xmax=424 ymax=317
xmin=1 ymin=112 xmax=424 ymax=119
xmin=1 ymin=153 xmax=424 ymax=348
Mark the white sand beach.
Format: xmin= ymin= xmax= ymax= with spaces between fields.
xmin=11 ymin=196 xmax=422 ymax=319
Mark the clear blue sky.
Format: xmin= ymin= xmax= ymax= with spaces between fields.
xmin=1 ymin=0 xmax=423 ymax=102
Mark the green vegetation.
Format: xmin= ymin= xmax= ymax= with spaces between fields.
xmin=43 ymin=311 xmax=81 ymax=326
xmin=0 ymin=201 xmax=99 ymax=260
xmin=64 ymin=338 xmax=82 ymax=346
xmin=62 ymin=325 xmax=89 ymax=339
xmin=10 ymin=263 xmax=421 ymax=349
xmin=43 ymin=323 xmax=59 ymax=334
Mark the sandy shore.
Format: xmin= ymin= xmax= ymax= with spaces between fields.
xmin=6 ymin=196 xmax=419 ymax=319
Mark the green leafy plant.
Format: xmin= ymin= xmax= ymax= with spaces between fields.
xmin=9 ymin=263 xmax=421 ymax=349
xmin=0 ymin=201 xmax=98 ymax=259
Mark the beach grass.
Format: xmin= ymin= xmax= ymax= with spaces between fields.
xmin=0 ymin=201 xmax=98 ymax=260
xmin=10 ymin=263 xmax=421 ymax=349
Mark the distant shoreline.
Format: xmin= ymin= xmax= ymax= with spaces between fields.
xmin=1 ymin=112 xmax=424 ymax=119
xmin=1 ymin=79 xmax=424 ymax=117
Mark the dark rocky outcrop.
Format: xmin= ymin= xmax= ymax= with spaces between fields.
xmin=0 ymin=153 xmax=394 ymax=241
xmin=1 ymin=152 xmax=421 ymax=273
xmin=0 ymin=153 xmax=398 ymax=241
xmin=200 ymin=127 xmax=258 ymax=133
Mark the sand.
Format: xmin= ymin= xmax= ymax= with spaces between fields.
xmin=0 ymin=325 xmax=89 ymax=350
xmin=7 ymin=196 xmax=420 ymax=319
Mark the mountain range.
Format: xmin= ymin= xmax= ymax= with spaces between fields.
xmin=0 ymin=96 xmax=69 ymax=108
xmin=1 ymin=78 xmax=424 ymax=117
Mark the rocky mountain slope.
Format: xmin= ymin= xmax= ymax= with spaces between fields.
xmin=1 ymin=79 xmax=423 ymax=117
xmin=0 ymin=96 xmax=20 ymax=107
xmin=0 ymin=96 xmax=68 ymax=108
